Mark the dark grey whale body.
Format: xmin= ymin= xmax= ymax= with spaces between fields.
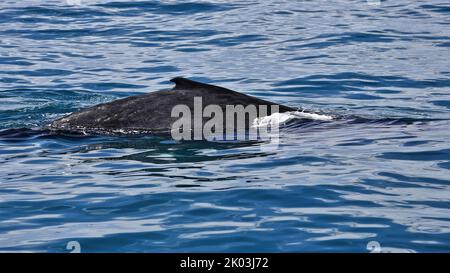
xmin=48 ymin=77 xmax=296 ymax=135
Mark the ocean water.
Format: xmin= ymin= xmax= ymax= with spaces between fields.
xmin=0 ymin=0 xmax=450 ymax=253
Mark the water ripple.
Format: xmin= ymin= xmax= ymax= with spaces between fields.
xmin=0 ymin=0 xmax=450 ymax=252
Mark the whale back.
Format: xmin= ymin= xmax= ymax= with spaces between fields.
xmin=49 ymin=77 xmax=296 ymax=135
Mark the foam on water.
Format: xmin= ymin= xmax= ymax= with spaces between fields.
xmin=253 ymin=110 xmax=333 ymax=128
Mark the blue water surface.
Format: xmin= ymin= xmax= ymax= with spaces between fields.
xmin=0 ymin=0 xmax=450 ymax=252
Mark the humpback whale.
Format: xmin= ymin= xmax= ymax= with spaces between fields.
xmin=48 ymin=77 xmax=296 ymax=136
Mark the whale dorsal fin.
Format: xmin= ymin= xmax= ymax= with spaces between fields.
xmin=170 ymin=77 xmax=222 ymax=91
